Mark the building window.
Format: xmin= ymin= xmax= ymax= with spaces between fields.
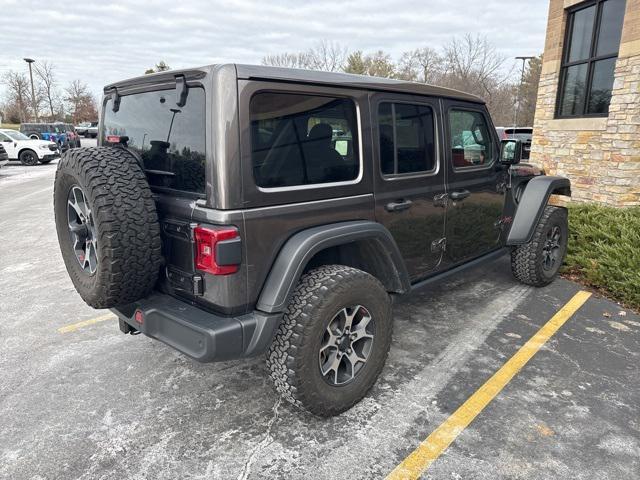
xmin=556 ymin=0 xmax=626 ymax=117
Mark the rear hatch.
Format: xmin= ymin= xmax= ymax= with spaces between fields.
xmin=101 ymin=86 xmax=208 ymax=304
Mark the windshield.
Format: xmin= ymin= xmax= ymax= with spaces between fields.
xmin=5 ymin=130 xmax=29 ymax=140
xmin=102 ymin=87 xmax=206 ymax=194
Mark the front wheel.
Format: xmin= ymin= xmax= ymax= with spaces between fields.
xmin=267 ymin=265 xmax=392 ymax=416
xmin=511 ymin=206 xmax=568 ymax=287
xmin=19 ymin=149 xmax=39 ymax=166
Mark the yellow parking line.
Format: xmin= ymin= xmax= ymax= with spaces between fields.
xmin=386 ymin=290 xmax=592 ymax=480
xmin=57 ymin=313 xmax=115 ymax=334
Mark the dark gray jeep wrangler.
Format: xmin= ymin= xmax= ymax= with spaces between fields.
xmin=54 ymin=65 xmax=571 ymax=416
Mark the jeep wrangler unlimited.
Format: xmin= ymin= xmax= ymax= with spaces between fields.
xmin=53 ymin=65 xmax=570 ymax=416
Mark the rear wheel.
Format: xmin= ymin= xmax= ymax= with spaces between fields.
xmin=19 ymin=149 xmax=38 ymax=166
xmin=267 ymin=265 xmax=392 ymax=416
xmin=29 ymin=133 xmax=40 ymax=140
xmin=511 ymin=206 xmax=568 ymax=287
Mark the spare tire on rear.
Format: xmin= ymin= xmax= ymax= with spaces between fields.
xmin=54 ymin=147 xmax=162 ymax=309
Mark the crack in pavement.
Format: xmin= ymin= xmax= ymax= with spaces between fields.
xmin=236 ymin=398 xmax=282 ymax=480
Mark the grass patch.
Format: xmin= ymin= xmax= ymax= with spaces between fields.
xmin=0 ymin=123 xmax=20 ymax=130
xmin=563 ymin=203 xmax=640 ymax=310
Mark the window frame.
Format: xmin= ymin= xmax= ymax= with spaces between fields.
xmin=376 ymin=100 xmax=440 ymax=180
xmin=447 ymin=106 xmax=497 ymax=173
xmin=248 ymin=89 xmax=364 ymax=193
xmin=555 ymin=0 xmax=624 ymax=118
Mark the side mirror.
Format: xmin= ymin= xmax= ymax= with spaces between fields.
xmin=500 ymin=139 xmax=522 ymax=165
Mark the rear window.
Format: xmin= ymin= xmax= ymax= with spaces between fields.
xmin=103 ymin=88 xmax=206 ymax=194
xmin=504 ymin=128 xmax=533 ymax=141
xmin=250 ymin=92 xmax=359 ymax=188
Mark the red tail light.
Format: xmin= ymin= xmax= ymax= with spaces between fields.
xmin=194 ymin=226 xmax=240 ymax=275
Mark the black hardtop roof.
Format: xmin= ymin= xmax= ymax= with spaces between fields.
xmin=105 ymin=64 xmax=485 ymax=104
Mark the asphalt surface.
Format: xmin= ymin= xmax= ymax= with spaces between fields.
xmin=1 ymin=144 xmax=639 ymax=479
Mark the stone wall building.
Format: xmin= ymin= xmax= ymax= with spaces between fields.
xmin=532 ymin=0 xmax=640 ymax=206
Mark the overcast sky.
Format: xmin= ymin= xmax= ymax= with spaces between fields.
xmin=1 ymin=0 xmax=550 ymax=102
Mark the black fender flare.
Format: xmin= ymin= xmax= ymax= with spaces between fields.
xmin=256 ymin=220 xmax=411 ymax=314
xmin=506 ymin=176 xmax=571 ymax=245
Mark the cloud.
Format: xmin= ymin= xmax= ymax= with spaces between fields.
xmin=0 ymin=0 xmax=549 ymax=101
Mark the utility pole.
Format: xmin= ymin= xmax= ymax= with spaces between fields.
xmin=24 ymin=58 xmax=39 ymax=122
xmin=513 ymin=56 xmax=535 ymax=128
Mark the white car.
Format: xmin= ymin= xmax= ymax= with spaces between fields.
xmin=0 ymin=129 xmax=60 ymax=166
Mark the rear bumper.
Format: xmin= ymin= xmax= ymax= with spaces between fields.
xmin=111 ymin=293 xmax=282 ymax=362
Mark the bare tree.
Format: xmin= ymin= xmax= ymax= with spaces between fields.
xmin=397 ymin=47 xmax=443 ymax=83
xmin=442 ymin=34 xmax=511 ymax=98
xmin=261 ymin=35 xmax=531 ymax=125
xmin=34 ymin=61 xmax=61 ymax=120
xmin=2 ymin=71 xmax=30 ymax=123
xmin=65 ymin=80 xmax=97 ymax=123
xmin=261 ymin=52 xmax=313 ymax=69
xmin=262 ymin=40 xmax=347 ymax=72
xmin=306 ymin=40 xmax=348 ymax=72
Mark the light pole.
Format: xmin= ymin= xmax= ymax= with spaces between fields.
xmin=513 ymin=56 xmax=535 ymax=128
xmin=23 ymin=58 xmax=39 ymax=122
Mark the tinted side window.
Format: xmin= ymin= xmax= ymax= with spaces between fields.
xmin=250 ymin=92 xmax=359 ymax=188
xmin=379 ymin=102 xmax=436 ymax=176
xmin=449 ymin=109 xmax=494 ymax=168
xmin=103 ymin=88 xmax=206 ymax=194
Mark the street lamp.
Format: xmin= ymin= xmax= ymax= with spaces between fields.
xmin=23 ymin=58 xmax=39 ymax=123
xmin=513 ymin=56 xmax=535 ymax=128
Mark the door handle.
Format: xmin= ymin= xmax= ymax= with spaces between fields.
xmin=385 ymin=199 xmax=413 ymax=212
xmin=449 ymin=190 xmax=471 ymax=201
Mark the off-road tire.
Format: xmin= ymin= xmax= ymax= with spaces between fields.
xmin=19 ymin=149 xmax=38 ymax=166
xmin=54 ymin=147 xmax=162 ymax=308
xmin=511 ymin=206 xmax=568 ymax=287
xmin=267 ymin=265 xmax=392 ymax=416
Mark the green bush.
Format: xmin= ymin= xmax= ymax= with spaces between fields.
xmin=564 ymin=204 xmax=640 ymax=310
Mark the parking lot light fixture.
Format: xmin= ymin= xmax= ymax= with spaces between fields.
xmin=23 ymin=58 xmax=39 ymax=123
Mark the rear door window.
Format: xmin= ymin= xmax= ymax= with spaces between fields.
xmin=103 ymin=88 xmax=206 ymax=194
xmin=250 ymin=92 xmax=359 ymax=188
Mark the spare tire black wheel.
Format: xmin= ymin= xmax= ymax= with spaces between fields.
xmin=54 ymin=147 xmax=163 ymax=308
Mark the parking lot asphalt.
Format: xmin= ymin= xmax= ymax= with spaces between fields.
xmin=1 ymin=149 xmax=638 ymax=480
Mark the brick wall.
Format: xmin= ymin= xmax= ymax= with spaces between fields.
xmin=531 ymin=0 xmax=640 ymax=206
